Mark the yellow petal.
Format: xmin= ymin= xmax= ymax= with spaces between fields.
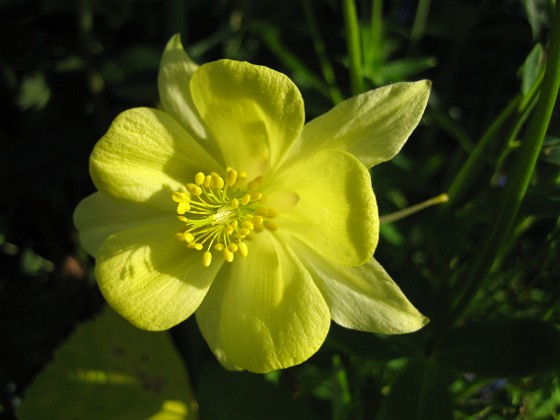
xmin=96 ymin=222 xmax=223 ymax=331
xmin=158 ymin=34 xmax=208 ymax=141
xmin=270 ymin=149 xmax=378 ymax=266
xmin=74 ymin=192 xmax=171 ymax=257
xmin=90 ymin=107 xmax=221 ymax=209
xmin=295 ymin=81 xmax=431 ymax=168
xmin=195 ymin=232 xmax=330 ymax=373
xmin=190 ymin=59 xmax=305 ymax=177
xmin=295 ymin=241 xmax=428 ymax=334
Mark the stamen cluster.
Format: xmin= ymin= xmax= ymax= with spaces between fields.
xmin=172 ymin=168 xmax=277 ymax=267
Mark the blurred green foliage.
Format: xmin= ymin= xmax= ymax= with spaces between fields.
xmin=1 ymin=0 xmax=559 ymax=419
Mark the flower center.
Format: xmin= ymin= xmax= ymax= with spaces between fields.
xmin=172 ymin=168 xmax=277 ymax=267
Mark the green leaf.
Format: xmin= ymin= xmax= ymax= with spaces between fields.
xmin=18 ymin=306 xmax=198 ymax=420
xmin=435 ymin=319 xmax=560 ymax=377
xmin=521 ymin=43 xmax=545 ymax=96
xmin=196 ymin=363 xmax=321 ymax=420
xmin=375 ymin=358 xmax=453 ymax=420
xmin=523 ymin=0 xmax=553 ymax=39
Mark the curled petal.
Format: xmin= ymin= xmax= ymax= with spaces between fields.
xmin=196 ymin=232 xmax=330 ymax=373
xmin=74 ymin=192 xmax=170 ymax=257
xmin=296 ymin=81 xmax=431 ymax=168
xmin=270 ymin=149 xmax=378 ymax=266
xmin=158 ymin=34 xmax=208 ymax=141
xmin=190 ymin=59 xmax=305 ymax=177
xmin=96 ymin=222 xmax=223 ymax=331
xmin=295 ymin=241 xmax=428 ymax=334
xmin=90 ymin=107 xmax=221 ymax=209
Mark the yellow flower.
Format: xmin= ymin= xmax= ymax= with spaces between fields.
xmin=74 ymin=35 xmax=431 ymax=373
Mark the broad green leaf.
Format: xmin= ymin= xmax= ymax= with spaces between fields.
xmin=375 ymin=358 xmax=453 ymax=420
xmin=18 ymin=306 xmax=198 ymax=420
xmin=196 ymin=362 xmax=321 ymax=420
xmin=435 ymin=319 xmax=560 ymax=377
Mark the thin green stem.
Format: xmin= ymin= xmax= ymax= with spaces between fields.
xmin=447 ymin=2 xmax=560 ymax=326
xmin=445 ymin=96 xmax=520 ymax=206
xmin=342 ymin=0 xmax=364 ymax=95
xmin=380 ymin=193 xmax=448 ymax=224
xmin=369 ymin=0 xmax=383 ymax=64
xmin=445 ymin=68 xmax=544 ymax=208
xmin=410 ymin=0 xmax=432 ymax=43
xmin=301 ymin=0 xmax=344 ymax=104
xmin=76 ymin=0 xmax=108 ymax=130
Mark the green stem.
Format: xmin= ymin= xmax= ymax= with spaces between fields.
xmin=410 ymin=0 xmax=432 ymax=43
xmin=380 ymin=193 xmax=448 ymax=224
xmin=301 ymin=0 xmax=344 ymax=104
xmin=445 ymin=68 xmax=543 ymax=208
xmin=445 ymin=95 xmax=520 ymax=206
xmin=342 ymin=0 xmax=364 ymax=95
xmin=76 ymin=0 xmax=108 ymax=130
xmin=447 ymin=2 xmax=560 ymax=325
xmin=369 ymin=0 xmax=383 ymax=64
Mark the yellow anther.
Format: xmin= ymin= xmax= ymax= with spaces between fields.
xmin=176 ymin=232 xmax=194 ymax=242
xmin=226 ymin=169 xmax=238 ymax=186
xmin=224 ymin=248 xmax=234 ymax=262
xmin=237 ymin=171 xmax=248 ymax=183
xmin=202 ymin=251 xmax=212 ymax=267
xmin=240 ymin=194 xmax=251 ymax=206
xmin=172 ymin=191 xmax=189 ymax=202
xmin=264 ymin=221 xmax=278 ymax=231
xmin=211 ymin=172 xmax=225 ymax=189
xmin=194 ymin=172 xmax=205 ymax=185
xmin=238 ymin=242 xmax=248 ymax=257
xmin=237 ymin=228 xmax=250 ymax=237
xmin=247 ymin=176 xmax=263 ymax=191
xmin=186 ymin=183 xmax=202 ymax=196
xmin=177 ymin=202 xmax=191 ymax=214
xmin=265 ymin=209 xmax=277 ymax=218
xmin=173 ymin=167 xmax=277 ymax=267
